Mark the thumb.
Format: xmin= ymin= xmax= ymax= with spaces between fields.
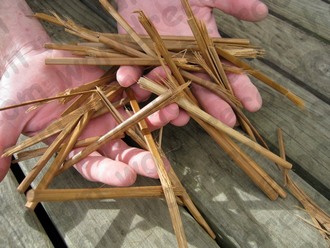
xmin=209 ymin=0 xmax=268 ymax=22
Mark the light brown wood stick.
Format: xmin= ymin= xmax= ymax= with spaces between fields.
xmin=26 ymin=186 xmax=184 ymax=202
xmin=216 ymin=47 xmax=305 ymax=108
xmin=277 ymin=128 xmax=289 ymax=186
xmin=34 ymin=13 xmax=63 ymax=26
xmin=198 ymin=121 xmax=279 ymax=200
xmin=0 ymin=90 xmax=93 ymax=112
xmin=277 ymin=129 xmax=330 ymax=235
xmin=95 ymin=87 xmax=147 ymax=150
xmin=3 ymin=97 xmax=100 ymax=157
xmin=98 ymin=34 xmax=151 ymax=58
xmin=13 ymin=136 xmax=101 ymax=163
xmin=102 ymin=33 xmax=250 ymax=45
xmin=59 ymin=84 xmax=189 ymax=173
xmin=65 ymin=28 xmax=99 ymax=43
xmin=99 ymin=0 xmax=155 ymax=57
xmin=45 ymin=43 xmax=95 ymax=52
xmin=168 ymin=167 xmax=216 ymax=239
xmin=17 ymin=115 xmax=81 ymax=193
xmin=138 ymin=78 xmax=292 ymax=170
xmin=26 ymin=111 xmax=93 ymax=210
xmin=180 ymin=69 xmax=241 ymax=107
xmin=127 ymin=89 xmax=188 ymax=248
xmin=45 ymin=57 xmax=186 ymax=66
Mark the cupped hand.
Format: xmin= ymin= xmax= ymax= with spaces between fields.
xmin=116 ymin=0 xmax=268 ymax=127
xmin=0 ymin=48 xmax=181 ymax=185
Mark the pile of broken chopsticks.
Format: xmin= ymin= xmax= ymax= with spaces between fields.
xmin=1 ymin=0 xmax=329 ymax=246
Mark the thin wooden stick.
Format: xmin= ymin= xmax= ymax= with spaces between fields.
xmin=59 ymin=84 xmax=189 ymax=173
xmin=26 ymin=186 xmax=184 ymax=202
xmin=168 ymin=167 xmax=216 ymax=239
xmin=277 ymin=129 xmax=330 ymax=237
xmin=13 ymin=136 xmax=101 ymax=163
xmin=45 ymin=57 xmax=186 ymax=66
xmin=277 ymin=128 xmax=289 ymax=186
xmin=138 ymin=78 xmax=292 ymax=169
xmin=26 ymin=111 xmax=94 ymax=210
xmin=0 ymin=90 xmax=94 ymax=112
xmin=2 ymin=96 xmax=101 ymax=157
xmin=95 ymin=87 xmax=147 ymax=150
xmin=127 ymin=89 xmax=188 ymax=248
xmin=102 ymin=33 xmax=250 ymax=45
xmin=17 ymin=115 xmax=81 ymax=193
xmin=216 ymin=47 xmax=305 ymax=108
xmin=99 ymin=0 xmax=155 ymax=57
xmin=98 ymin=35 xmax=151 ymax=58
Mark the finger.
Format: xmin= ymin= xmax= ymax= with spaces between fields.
xmin=145 ymin=103 xmax=190 ymax=130
xmin=100 ymin=139 xmax=170 ymax=179
xmin=208 ymin=0 xmax=268 ymax=21
xmin=227 ymin=73 xmax=262 ymax=112
xmin=170 ymin=109 xmax=190 ymax=126
xmin=130 ymin=83 xmax=151 ymax=102
xmin=191 ymin=83 xmax=237 ymax=127
xmin=116 ymin=65 xmax=143 ymax=87
xmin=131 ymin=66 xmax=169 ymax=101
xmin=72 ymin=148 xmax=137 ymax=186
xmin=143 ymin=66 xmax=191 ymax=127
xmin=145 ymin=66 xmax=169 ymax=82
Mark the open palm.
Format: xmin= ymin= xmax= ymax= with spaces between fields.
xmin=0 ymin=48 xmax=179 ymax=185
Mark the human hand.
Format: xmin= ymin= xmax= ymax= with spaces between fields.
xmin=0 ymin=0 xmax=182 ymax=185
xmin=116 ymin=0 xmax=268 ymax=127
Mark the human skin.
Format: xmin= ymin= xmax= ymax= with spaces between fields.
xmin=0 ymin=0 xmax=268 ymax=185
xmin=116 ymin=0 xmax=267 ymax=125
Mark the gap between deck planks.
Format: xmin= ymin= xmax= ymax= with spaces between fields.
xmin=263 ymin=0 xmax=330 ymax=41
xmin=214 ymin=4 xmax=330 ymax=194
xmin=0 ymin=171 xmax=53 ymax=248
xmin=17 ymin=140 xmax=219 ymax=248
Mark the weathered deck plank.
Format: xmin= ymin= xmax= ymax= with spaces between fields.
xmin=0 ymin=171 xmax=53 ymax=248
xmin=246 ymin=58 xmax=330 ymax=195
xmin=215 ymin=10 xmax=330 ymax=102
xmin=214 ymin=7 xmax=330 ymax=193
xmin=162 ymin=122 xmax=330 ymax=247
xmin=263 ymin=0 xmax=330 ymax=41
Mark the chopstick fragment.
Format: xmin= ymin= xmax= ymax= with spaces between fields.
xmin=138 ymin=77 xmax=292 ymax=170
xmin=26 ymin=186 xmax=184 ymax=202
xmin=127 ymin=88 xmax=188 ymax=247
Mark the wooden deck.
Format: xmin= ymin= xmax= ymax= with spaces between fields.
xmin=1 ymin=0 xmax=329 ymax=247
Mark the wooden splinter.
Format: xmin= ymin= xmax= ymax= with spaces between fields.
xmin=127 ymin=88 xmax=188 ymax=248
xmin=138 ymin=77 xmax=292 ymax=170
xmin=26 ymin=186 xmax=184 ymax=202
xmin=58 ymin=84 xmax=189 ymax=174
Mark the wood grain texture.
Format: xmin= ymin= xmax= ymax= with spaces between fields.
xmin=162 ymin=122 xmax=330 ymax=247
xmin=213 ymin=6 xmax=330 ymax=193
xmin=263 ymin=0 xmax=330 ymax=41
xmin=17 ymin=143 xmax=218 ymax=248
xmin=246 ymin=58 xmax=330 ymax=194
xmin=0 ymin=171 xmax=53 ymax=248
xmin=215 ymin=10 xmax=330 ymax=102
